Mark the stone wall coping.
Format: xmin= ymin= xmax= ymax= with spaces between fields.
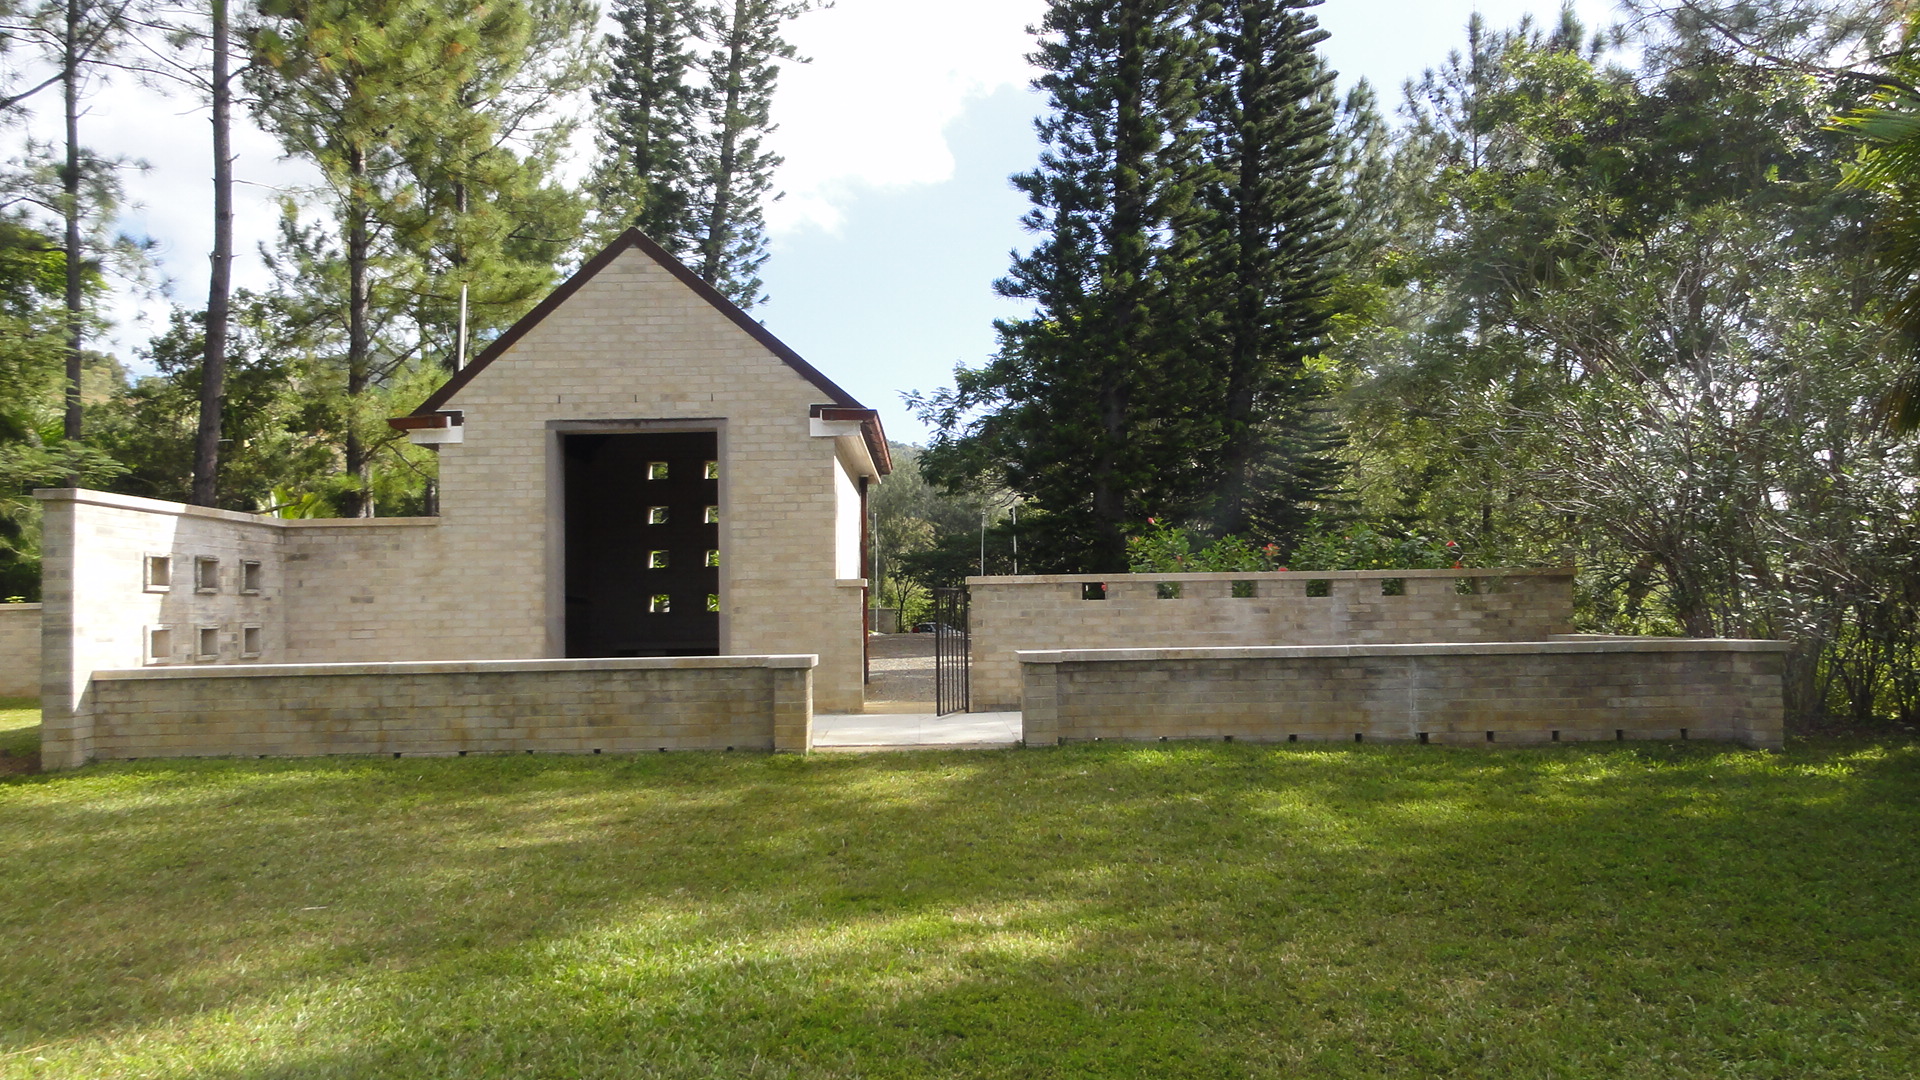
xmin=32 ymin=487 xmax=438 ymax=529
xmin=1016 ymin=639 xmax=1789 ymax=664
xmin=95 ymin=654 xmax=821 ymax=681
xmin=972 ymin=567 xmax=1573 ymax=586
xmin=0 ymin=603 xmax=40 ymax=612
xmin=277 ymin=517 xmax=440 ymax=529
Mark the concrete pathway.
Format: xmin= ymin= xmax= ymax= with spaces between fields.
xmin=812 ymin=711 xmax=1023 ymax=750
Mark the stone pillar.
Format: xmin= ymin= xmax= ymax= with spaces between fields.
xmin=771 ymin=658 xmax=815 ymax=753
xmin=34 ymin=491 xmax=89 ymax=769
xmin=1019 ymin=652 xmax=1061 ymax=747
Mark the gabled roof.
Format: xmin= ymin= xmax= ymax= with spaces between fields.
xmin=399 ymin=230 xmax=886 ymax=471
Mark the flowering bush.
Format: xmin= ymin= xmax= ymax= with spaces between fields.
xmin=1126 ymin=520 xmax=1283 ymax=573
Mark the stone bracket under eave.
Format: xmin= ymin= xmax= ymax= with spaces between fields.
xmin=388 ymin=410 xmax=465 ymax=446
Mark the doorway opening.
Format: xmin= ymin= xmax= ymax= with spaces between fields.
xmin=563 ymin=430 xmax=719 ymax=658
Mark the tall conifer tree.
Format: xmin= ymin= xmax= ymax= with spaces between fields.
xmin=918 ymin=0 xmax=1210 ymax=573
xmin=592 ymin=0 xmax=700 ymax=254
xmin=1191 ymin=0 xmax=1345 ymax=543
xmin=688 ymin=0 xmax=815 ymax=308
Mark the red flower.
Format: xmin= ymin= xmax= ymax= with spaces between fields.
xmin=1452 ymin=561 xmax=1463 ymax=569
xmin=1445 ymin=540 xmax=1457 ymax=548
xmin=1278 ymin=566 xmax=1289 ymax=572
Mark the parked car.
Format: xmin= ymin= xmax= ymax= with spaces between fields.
xmin=912 ymin=622 xmax=959 ymax=635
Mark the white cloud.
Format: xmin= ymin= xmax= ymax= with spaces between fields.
xmin=765 ymin=0 xmax=1044 ymax=234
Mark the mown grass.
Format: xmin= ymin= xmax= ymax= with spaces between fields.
xmin=0 ymin=698 xmax=36 ymax=770
xmin=0 ymin=711 xmax=1916 ymax=1079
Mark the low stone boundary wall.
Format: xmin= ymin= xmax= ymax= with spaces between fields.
xmin=0 ymin=603 xmax=39 ymax=698
xmin=84 ymin=655 xmax=815 ymax=761
xmin=1019 ymin=640 xmax=1786 ymax=750
xmin=969 ymin=568 xmax=1574 ymax=711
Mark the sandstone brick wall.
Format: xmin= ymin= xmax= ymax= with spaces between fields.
xmin=280 ymin=519 xmax=448 ymax=662
xmin=36 ymin=491 xmax=300 ymax=768
xmin=88 ymin=655 xmax=815 ymax=760
xmin=1019 ymin=640 xmax=1786 ymax=750
xmin=970 ymin=569 xmax=1574 ymax=710
xmin=0 ymin=604 xmax=38 ymax=698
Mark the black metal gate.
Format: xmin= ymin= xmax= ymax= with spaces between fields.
xmin=932 ymin=587 xmax=970 ymax=715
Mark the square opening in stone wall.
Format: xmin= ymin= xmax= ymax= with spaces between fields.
xmin=1454 ymin=577 xmax=1477 ymax=595
xmin=704 ymin=460 xmax=719 ymax=480
xmin=648 ymin=506 xmax=669 ymax=525
xmin=241 ymin=625 xmax=262 ymax=658
xmin=147 ymin=626 xmax=172 ymax=664
xmin=241 ymin=559 xmax=263 ymax=594
xmin=707 ymin=593 xmax=720 ymax=613
xmin=1157 ymin=582 xmax=1182 ymax=600
xmin=1082 ymin=582 xmax=1107 ymax=601
xmin=1305 ymin=579 xmax=1331 ymax=598
xmin=145 ymin=554 xmax=172 ymax=592
xmin=647 ymin=461 xmax=669 ymax=481
xmin=1381 ymin=578 xmax=1406 ymax=596
xmin=650 ymin=594 xmax=672 ymax=614
xmin=195 ymin=556 xmax=220 ymax=593
xmin=196 ymin=625 xmax=220 ymax=660
xmin=704 ymin=505 xmax=720 ymax=524
xmin=1232 ymin=580 xmax=1257 ymax=598
xmin=705 ymin=548 xmax=720 ymax=567
xmin=649 ymin=550 xmax=669 ymax=569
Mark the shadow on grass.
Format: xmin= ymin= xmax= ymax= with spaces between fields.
xmin=0 ymin=697 xmax=38 ymax=776
xmin=0 ymin=740 xmax=1916 ymax=1078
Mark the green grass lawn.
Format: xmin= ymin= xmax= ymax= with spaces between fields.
xmin=0 ymin=698 xmax=36 ymax=772
xmin=0 ymin=709 xmax=1916 ymax=1079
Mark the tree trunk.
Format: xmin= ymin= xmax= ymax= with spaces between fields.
xmin=61 ymin=0 xmax=85 ymax=481
xmin=191 ymin=0 xmax=233 ymax=507
xmin=699 ymin=0 xmax=748 ymax=286
xmin=345 ymin=142 xmax=372 ymax=518
xmin=1090 ymin=0 xmax=1152 ymax=574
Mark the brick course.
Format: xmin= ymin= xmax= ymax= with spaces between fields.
xmin=0 ymin=604 xmax=37 ymax=698
xmin=1019 ymin=640 xmax=1786 ymax=750
xmin=971 ymin=569 xmax=1574 ymax=710
xmin=88 ymin=655 xmax=815 ymax=759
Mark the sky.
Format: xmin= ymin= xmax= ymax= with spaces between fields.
xmin=8 ymin=0 xmax=1624 ymax=447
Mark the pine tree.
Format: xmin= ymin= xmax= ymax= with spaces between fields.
xmin=1190 ymin=0 xmax=1346 ymax=544
xmin=688 ymin=0 xmax=816 ymax=308
xmin=250 ymin=0 xmax=552 ymax=515
xmin=4 ymin=0 xmax=137 ymax=461
xmin=592 ymin=0 xmax=701 ymax=255
xmin=917 ymin=0 xmax=1210 ymax=573
xmin=391 ymin=0 xmax=596 ymax=371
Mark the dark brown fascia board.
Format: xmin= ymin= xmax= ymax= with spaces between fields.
xmin=810 ymin=405 xmax=893 ymax=476
xmin=387 ymin=410 xmax=462 ymax=432
xmin=404 ymin=228 xmax=866 ymax=418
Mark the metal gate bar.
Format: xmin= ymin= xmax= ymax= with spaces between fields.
xmin=932 ymin=587 xmax=970 ymax=715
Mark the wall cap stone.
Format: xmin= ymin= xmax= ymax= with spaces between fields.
xmin=95 ymin=654 xmax=821 ymax=681
xmin=972 ymin=567 xmax=1573 ymax=586
xmin=33 ymin=487 xmax=438 ymax=529
xmin=1016 ymin=639 xmax=1790 ymax=664
xmin=0 ymin=603 xmax=41 ymax=611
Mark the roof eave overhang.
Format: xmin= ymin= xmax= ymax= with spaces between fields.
xmin=810 ymin=405 xmax=892 ymax=478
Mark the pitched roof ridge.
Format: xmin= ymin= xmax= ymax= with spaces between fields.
xmin=408 ymin=229 xmax=866 ymax=416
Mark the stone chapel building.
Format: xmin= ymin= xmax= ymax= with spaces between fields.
xmin=380 ymin=228 xmax=890 ymax=711
xmin=32 ymin=228 xmax=890 ymax=772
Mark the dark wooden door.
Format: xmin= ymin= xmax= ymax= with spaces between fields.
xmin=564 ymin=431 xmax=720 ymax=657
